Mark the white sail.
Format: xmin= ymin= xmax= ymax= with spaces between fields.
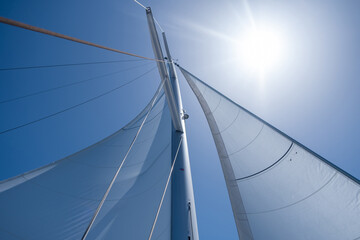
xmin=179 ymin=66 xmax=360 ymax=240
xmin=0 ymin=86 xmax=172 ymax=240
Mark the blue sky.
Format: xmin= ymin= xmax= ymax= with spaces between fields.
xmin=1 ymin=0 xmax=360 ymax=239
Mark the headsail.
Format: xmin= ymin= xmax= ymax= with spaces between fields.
xmin=0 ymin=85 xmax=173 ymax=240
xmin=179 ymin=66 xmax=360 ymax=240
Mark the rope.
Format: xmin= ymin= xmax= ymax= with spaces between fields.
xmin=0 ymin=66 xmax=156 ymax=135
xmin=0 ymin=59 xmax=145 ymax=72
xmin=0 ymin=62 xmax=152 ymax=104
xmin=81 ymin=82 xmax=165 ymax=240
xmin=148 ymin=136 xmax=183 ymax=240
xmin=0 ymin=16 xmax=163 ymax=63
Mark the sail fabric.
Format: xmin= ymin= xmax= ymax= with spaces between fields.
xmin=0 ymin=86 xmax=172 ymax=240
xmin=179 ymin=67 xmax=360 ymax=240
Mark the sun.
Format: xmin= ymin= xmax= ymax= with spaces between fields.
xmin=237 ymin=27 xmax=284 ymax=74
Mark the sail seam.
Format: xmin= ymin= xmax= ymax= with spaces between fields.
xmin=235 ymin=142 xmax=294 ymax=181
xmin=215 ymin=107 xmax=241 ymax=135
xmin=242 ymin=172 xmax=337 ymax=214
xmin=206 ymin=96 xmax=222 ymax=116
xmin=62 ymin=141 xmax=170 ymax=170
xmin=227 ymin=124 xmax=265 ymax=157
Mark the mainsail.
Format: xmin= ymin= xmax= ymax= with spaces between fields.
xmin=0 ymin=86 xmax=173 ymax=239
xmin=179 ymin=66 xmax=360 ymax=240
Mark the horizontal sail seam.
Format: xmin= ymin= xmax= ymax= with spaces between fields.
xmin=240 ymin=172 xmax=337 ymax=215
xmin=219 ymin=123 xmax=265 ymax=157
xmin=67 ymin=142 xmax=170 ymax=169
xmin=204 ymin=97 xmax=222 ymax=117
xmin=214 ymin=107 xmax=241 ymax=135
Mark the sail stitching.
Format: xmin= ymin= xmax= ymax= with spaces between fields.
xmin=148 ymin=137 xmax=183 ymax=240
xmin=235 ymin=142 xmax=294 ymax=181
xmin=242 ymin=172 xmax=337 ymax=214
xmin=205 ymin=96 xmax=222 ymax=116
xmin=215 ymin=107 xmax=241 ymax=135
xmin=81 ymin=82 xmax=164 ymax=240
xmin=61 ymin=141 xmax=169 ymax=171
xmin=227 ymin=123 xmax=265 ymax=157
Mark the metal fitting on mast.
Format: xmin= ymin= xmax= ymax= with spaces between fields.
xmin=146 ymin=7 xmax=183 ymax=132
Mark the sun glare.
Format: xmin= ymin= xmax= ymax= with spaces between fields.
xmin=237 ymin=27 xmax=284 ymax=74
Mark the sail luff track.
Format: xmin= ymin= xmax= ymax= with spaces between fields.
xmin=0 ymin=16 xmax=163 ymax=63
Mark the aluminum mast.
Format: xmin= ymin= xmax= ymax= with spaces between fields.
xmin=146 ymin=7 xmax=199 ymax=240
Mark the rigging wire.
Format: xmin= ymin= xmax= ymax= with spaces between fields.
xmin=132 ymin=0 xmax=164 ymax=32
xmin=148 ymin=136 xmax=183 ymax=240
xmin=0 ymin=59 xmax=145 ymax=72
xmin=0 ymin=16 xmax=164 ymax=63
xmin=81 ymin=81 xmax=165 ymax=240
xmin=0 ymin=62 xmax=153 ymax=104
xmin=0 ymin=66 xmax=157 ymax=135
xmin=133 ymin=0 xmax=147 ymax=9
xmin=153 ymin=18 xmax=164 ymax=33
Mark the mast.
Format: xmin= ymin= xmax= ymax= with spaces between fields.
xmin=146 ymin=8 xmax=199 ymax=240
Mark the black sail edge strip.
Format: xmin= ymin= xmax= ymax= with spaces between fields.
xmin=235 ymin=142 xmax=294 ymax=181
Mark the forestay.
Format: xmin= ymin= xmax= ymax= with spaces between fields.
xmin=179 ymin=66 xmax=360 ymax=240
xmin=0 ymin=86 xmax=172 ymax=240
